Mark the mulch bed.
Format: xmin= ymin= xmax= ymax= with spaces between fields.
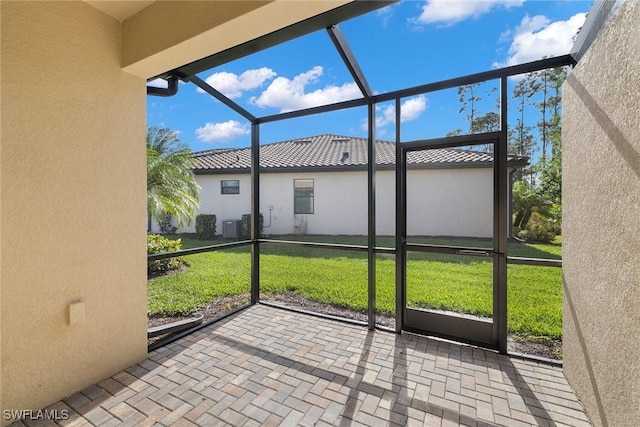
xmin=148 ymin=293 xmax=561 ymax=360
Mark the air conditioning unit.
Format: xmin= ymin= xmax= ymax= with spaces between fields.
xmin=222 ymin=219 xmax=241 ymax=239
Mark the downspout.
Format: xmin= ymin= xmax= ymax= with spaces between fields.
xmin=147 ymin=75 xmax=179 ymax=97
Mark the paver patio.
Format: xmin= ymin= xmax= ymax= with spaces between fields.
xmin=13 ymin=305 xmax=590 ymax=426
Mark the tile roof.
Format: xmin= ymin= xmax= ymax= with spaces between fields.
xmin=192 ymin=134 xmax=528 ymax=173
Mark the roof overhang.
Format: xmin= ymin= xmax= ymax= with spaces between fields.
xmin=157 ymin=0 xmax=397 ymax=79
xmin=85 ymin=1 xmax=155 ymax=22
xmin=105 ymin=1 xmax=396 ymax=79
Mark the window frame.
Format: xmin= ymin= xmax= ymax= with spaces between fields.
xmin=221 ymin=179 xmax=240 ymax=195
xmin=293 ymin=178 xmax=314 ymax=214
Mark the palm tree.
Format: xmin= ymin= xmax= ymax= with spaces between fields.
xmin=512 ymin=180 xmax=551 ymax=230
xmin=147 ymin=126 xmax=200 ymax=229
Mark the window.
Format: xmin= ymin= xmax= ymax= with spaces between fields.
xmin=221 ymin=179 xmax=240 ymax=194
xmin=294 ymin=179 xmax=314 ymax=214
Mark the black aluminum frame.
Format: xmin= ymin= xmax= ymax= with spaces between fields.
xmin=400 ymin=136 xmax=501 ymax=350
xmin=148 ymin=2 xmax=578 ymax=354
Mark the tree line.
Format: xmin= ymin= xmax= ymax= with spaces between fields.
xmin=447 ymin=66 xmax=567 ymax=241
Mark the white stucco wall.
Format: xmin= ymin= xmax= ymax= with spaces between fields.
xmin=262 ymin=171 xmax=369 ymax=235
xmin=174 ymin=167 xmax=494 ymax=238
xmin=197 ymin=174 xmax=253 ymax=226
xmin=406 ymin=168 xmax=493 ymax=238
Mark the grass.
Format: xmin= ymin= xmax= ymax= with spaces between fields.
xmin=148 ymin=234 xmax=563 ymax=339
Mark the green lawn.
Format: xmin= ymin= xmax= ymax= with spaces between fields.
xmin=148 ymin=235 xmax=563 ymax=339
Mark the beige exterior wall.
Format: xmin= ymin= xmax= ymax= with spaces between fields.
xmin=179 ymin=168 xmax=493 ymax=238
xmin=0 ymin=1 xmax=148 ymax=420
xmin=562 ymin=1 xmax=640 ymax=426
xmin=0 ymin=1 xmax=374 ymax=421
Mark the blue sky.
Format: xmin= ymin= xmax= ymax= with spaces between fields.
xmin=147 ymin=0 xmax=590 ymax=153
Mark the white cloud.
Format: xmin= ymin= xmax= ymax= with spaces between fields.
xmin=411 ymin=0 xmax=525 ymax=26
xmin=515 ymin=14 xmax=550 ymax=36
xmin=498 ymin=14 xmax=549 ymax=45
xmin=249 ymin=66 xmax=362 ymax=112
xmin=375 ymin=104 xmax=396 ymax=129
xmin=497 ymin=13 xmax=587 ymax=67
xmin=401 ymin=96 xmax=428 ymax=122
xmin=197 ymin=67 xmax=276 ymax=99
xmin=365 ymin=95 xmax=428 ymax=130
xmin=377 ymin=2 xmax=400 ymax=27
xmin=195 ymin=120 xmax=250 ymax=143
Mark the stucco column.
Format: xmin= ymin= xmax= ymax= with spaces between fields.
xmin=562 ymin=1 xmax=640 ymax=425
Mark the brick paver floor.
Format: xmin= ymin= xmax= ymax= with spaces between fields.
xmin=12 ymin=305 xmax=591 ymax=426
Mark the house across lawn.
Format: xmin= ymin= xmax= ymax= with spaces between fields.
xmin=157 ymin=134 xmax=528 ymax=238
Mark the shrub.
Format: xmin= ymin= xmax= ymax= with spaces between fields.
xmin=147 ymin=234 xmax=184 ymax=274
xmin=195 ymin=214 xmax=217 ymax=240
xmin=240 ymin=213 xmax=264 ymax=239
xmin=548 ymin=203 xmax=562 ymax=235
xmin=516 ymin=214 xmax=556 ymax=243
xmin=512 ymin=180 xmax=551 ymax=230
xmin=157 ymin=212 xmax=177 ymax=234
